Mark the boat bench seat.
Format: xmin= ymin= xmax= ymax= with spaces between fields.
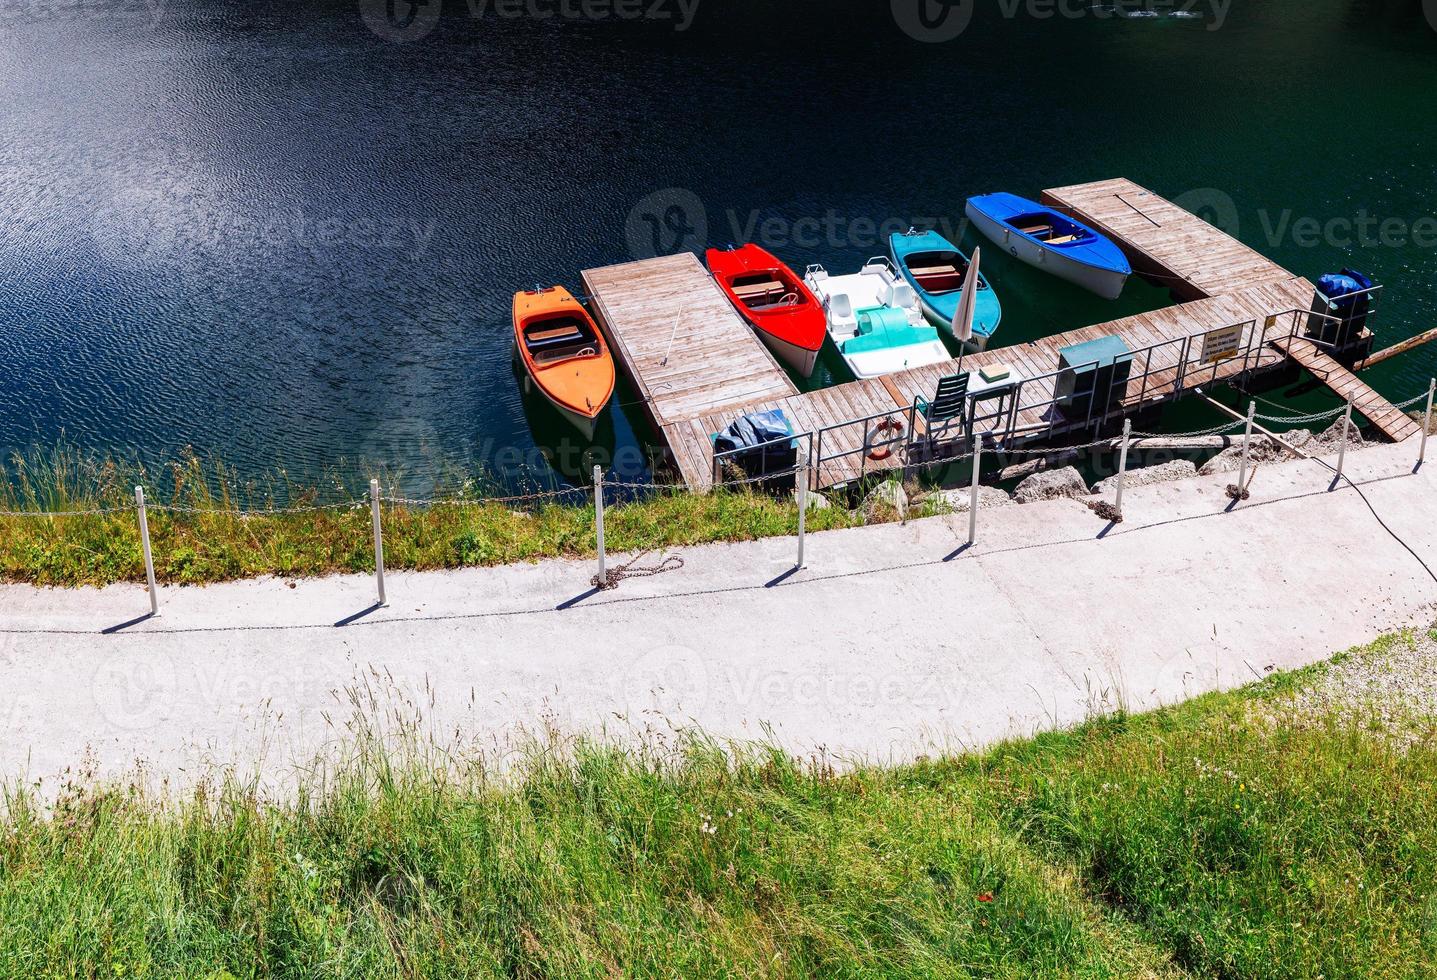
xmin=527 ymin=325 xmax=584 ymax=343
xmin=732 ymin=280 xmax=787 ymax=304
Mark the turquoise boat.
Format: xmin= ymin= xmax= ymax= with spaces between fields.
xmin=889 ymin=228 xmax=1001 ymax=349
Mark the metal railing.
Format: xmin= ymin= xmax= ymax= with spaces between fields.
xmin=709 ymin=287 xmax=1385 ymax=491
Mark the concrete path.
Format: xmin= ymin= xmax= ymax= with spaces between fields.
xmin=3 ymin=438 xmax=1435 ymax=793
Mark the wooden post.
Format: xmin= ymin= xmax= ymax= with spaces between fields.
xmin=593 ymin=464 xmax=606 ymax=586
xmin=967 ymin=437 xmax=982 ymax=546
xmin=1335 ymin=397 xmax=1353 ymax=484
xmin=1421 ymin=378 xmax=1434 ymax=468
xmin=1236 ymin=401 xmax=1256 ymax=495
xmin=134 ymin=486 xmax=159 ymax=617
xmin=1114 ymin=419 xmax=1132 ymax=516
xmin=369 ymin=479 xmax=387 ymax=606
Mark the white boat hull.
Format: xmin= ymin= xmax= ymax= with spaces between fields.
xmin=844 ymin=340 xmax=952 ymax=380
xmin=755 ymin=329 xmax=820 ymax=378
xmin=966 ymin=206 xmax=1130 ymax=300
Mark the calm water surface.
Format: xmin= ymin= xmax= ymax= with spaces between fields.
xmin=2 ymin=0 xmax=1435 ymax=491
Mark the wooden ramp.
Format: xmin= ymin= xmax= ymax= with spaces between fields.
xmin=1271 ymin=336 xmax=1422 ymax=442
xmin=1042 ymin=178 xmax=1299 ymax=302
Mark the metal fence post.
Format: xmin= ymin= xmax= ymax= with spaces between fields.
xmin=593 ymin=464 xmax=607 ymax=586
xmin=369 ymin=479 xmax=387 ymax=606
xmin=134 ymin=486 xmax=159 ymax=617
xmin=1114 ymin=418 xmax=1132 ymax=517
xmin=1236 ymin=401 xmax=1256 ymax=495
xmin=1335 ymin=397 xmax=1353 ymax=484
xmin=795 ymin=449 xmax=808 ymax=570
xmin=1420 ymin=378 xmax=1434 ymax=468
xmin=967 ymin=437 xmax=982 ymax=546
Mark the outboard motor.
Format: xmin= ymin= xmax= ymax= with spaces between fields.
xmin=1307 ymin=268 xmax=1375 ymax=346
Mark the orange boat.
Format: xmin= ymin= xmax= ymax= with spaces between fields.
xmin=512 ymin=286 xmax=616 ymax=439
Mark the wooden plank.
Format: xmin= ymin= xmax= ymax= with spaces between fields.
xmin=1271 ymin=336 xmax=1421 ymax=442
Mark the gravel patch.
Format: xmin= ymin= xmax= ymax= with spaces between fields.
xmin=1277 ymin=629 xmax=1437 ymax=749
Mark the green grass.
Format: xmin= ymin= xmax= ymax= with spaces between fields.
xmin=2 ymin=633 xmax=1435 ymax=977
xmin=0 ymin=445 xmax=872 ymax=587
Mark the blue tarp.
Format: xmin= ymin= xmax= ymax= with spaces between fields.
xmin=713 ymin=409 xmax=797 ymax=480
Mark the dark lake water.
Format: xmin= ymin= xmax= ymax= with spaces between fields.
xmin=3 ymin=0 xmax=1436 ymax=492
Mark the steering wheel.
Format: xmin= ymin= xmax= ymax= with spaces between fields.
xmin=576 ymin=346 xmax=597 ymax=357
xmin=779 ymin=292 xmax=799 ymax=306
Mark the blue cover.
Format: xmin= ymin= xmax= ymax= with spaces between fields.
xmin=967 ymin=192 xmax=1132 ymax=275
xmin=713 ymin=409 xmax=795 ymax=454
xmin=888 ymin=229 xmax=1002 ymax=340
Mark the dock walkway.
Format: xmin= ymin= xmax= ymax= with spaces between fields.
xmin=585 ymin=179 xmax=1410 ymax=491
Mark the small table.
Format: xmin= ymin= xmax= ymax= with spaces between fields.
xmin=967 ymin=366 xmax=1025 ymax=436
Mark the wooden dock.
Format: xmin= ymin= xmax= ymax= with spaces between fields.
xmin=584 ymin=179 xmax=1414 ymax=492
xmin=1042 ymin=178 xmax=1299 ymax=302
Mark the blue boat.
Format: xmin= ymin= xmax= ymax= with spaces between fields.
xmin=889 ymin=228 xmax=1001 ymax=349
xmin=965 ymin=192 xmax=1132 ymax=300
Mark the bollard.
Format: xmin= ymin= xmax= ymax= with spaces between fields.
xmin=370 ymin=479 xmax=387 ymax=606
xmin=593 ymin=464 xmax=606 ymax=586
xmin=794 ymin=449 xmax=808 ymax=569
xmin=967 ymin=436 xmax=982 ymax=546
xmin=1335 ymin=397 xmax=1353 ymax=484
xmin=134 ymin=486 xmax=160 ymax=617
xmin=1113 ymin=419 xmax=1132 ymax=517
xmin=1236 ymin=401 xmax=1256 ymax=495
xmin=1421 ymin=378 xmax=1434 ymax=468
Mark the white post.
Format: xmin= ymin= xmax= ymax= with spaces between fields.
xmin=967 ymin=437 xmax=982 ymax=546
xmin=795 ymin=449 xmax=808 ymax=569
xmin=1114 ymin=418 xmax=1132 ymax=516
xmin=369 ymin=479 xmax=387 ymax=606
xmin=134 ymin=486 xmax=159 ymax=617
xmin=1420 ymin=378 xmax=1434 ymax=467
xmin=1236 ymin=401 xmax=1256 ymax=494
xmin=1335 ymin=397 xmax=1353 ymax=484
xmin=593 ymin=464 xmax=607 ymax=586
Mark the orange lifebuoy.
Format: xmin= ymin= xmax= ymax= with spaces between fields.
xmin=868 ymin=416 xmax=906 ymax=461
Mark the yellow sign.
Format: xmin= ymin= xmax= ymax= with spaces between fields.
xmin=1202 ymin=323 xmax=1244 ymax=364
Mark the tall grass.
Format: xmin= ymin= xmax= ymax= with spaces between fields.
xmin=1 ymin=633 xmax=1434 ymax=976
xmin=0 ymin=444 xmax=868 ymax=587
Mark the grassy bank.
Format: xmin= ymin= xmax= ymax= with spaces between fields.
xmin=3 ymin=632 xmax=1435 ymax=976
xmin=0 ymin=448 xmax=869 ymax=587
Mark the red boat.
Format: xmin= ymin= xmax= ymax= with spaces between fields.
xmin=705 ymin=244 xmax=826 ymax=378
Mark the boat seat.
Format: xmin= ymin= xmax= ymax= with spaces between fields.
xmin=888 ymin=283 xmax=918 ymax=309
xmin=527 ymin=325 xmax=584 ymax=343
xmin=732 ymin=280 xmax=785 ymax=302
xmin=828 ymin=292 xmax=854 ymax=320
xmin=1017 ymin=223 xmax=1054 ymax=238
xmin=1047 ymin=234 xmax=1081 ymax=245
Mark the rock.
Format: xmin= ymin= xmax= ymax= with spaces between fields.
xmin=928 ymin=485 xmax=1013 ymax=514
xmin=1313 ymin=418 xmax=1370 ymax=449
xmin=793 ymin=489 xmax=830 ymax=511
xmin=1013 ymin=466 xmax=1089 ymax=504
xmin=1198 ymin=430 xmax=1312 ymax=475
xmin=1093 ymin=459 xmax=1197 ymax=495
xmin=862 ymin=480 xmax=908 ymax=513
